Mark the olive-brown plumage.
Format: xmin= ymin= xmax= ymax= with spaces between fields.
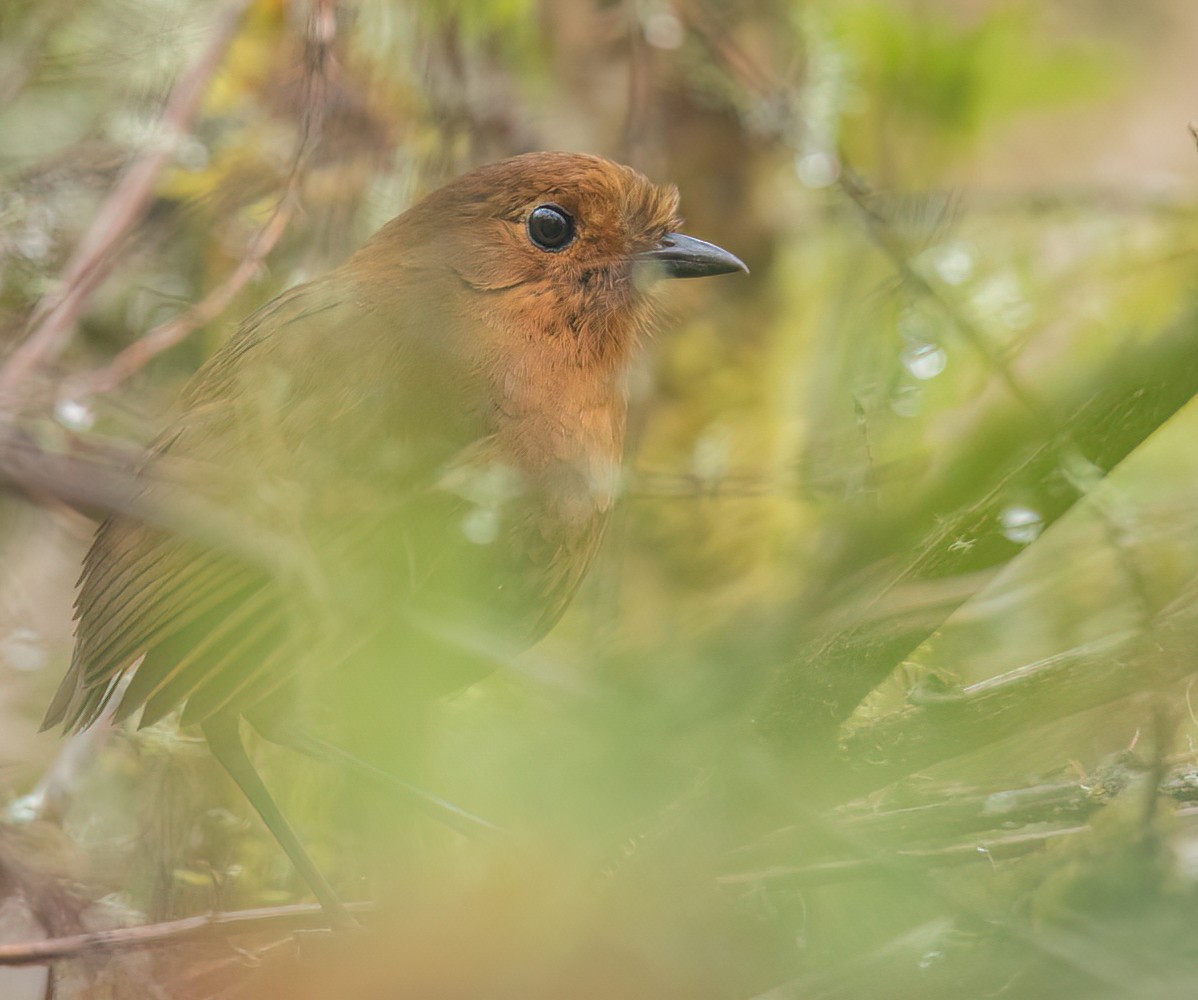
xmin=43 ymin=151 xmax=745 ymax=922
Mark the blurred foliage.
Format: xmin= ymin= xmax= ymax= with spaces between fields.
xmin=1 ymin=0 xmax=1198 ymax=998
xmin=833 ymin=2 xmax=1117 ymax=176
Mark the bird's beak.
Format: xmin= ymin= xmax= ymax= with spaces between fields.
xmin=635 ymin=232 xmax=749 ymax=279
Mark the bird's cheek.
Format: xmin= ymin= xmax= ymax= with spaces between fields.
xmin=450 ymin=239 xmax=540 ymax=291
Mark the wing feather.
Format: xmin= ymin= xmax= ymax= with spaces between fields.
xmin=47 ymin=262 xmax=589 ymax=735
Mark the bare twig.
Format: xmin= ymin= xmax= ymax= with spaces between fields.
xmin=68 ymin=195 xmax=296 ymax=396
xmin=0 ymin=0 xmax=252 ymax=401
xmin=724 ymin=752 xmax=1198 ymax=891
xmin=0 ymin=901 xmax=372 ymax=967
xmin=681 ymin=0 xmax=787 ymax=103
xmin=839 ymin=584 xmax=1198 ymax=786
xmin=301 ymin=0 xmax=337 ymax=152
xmin=64 ymin=0 xmax=335 ymax=397
xmin=0 ymin=423 xmax=137 ymax=510
xmin=719 ymin=822 xmax=1092 ymax=889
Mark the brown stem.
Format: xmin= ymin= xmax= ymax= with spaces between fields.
xmin=70 ymin=194 xmax=296 ymax=396
xmin=65 ymin=0 xmax=334 ymax=397
xmin=0 ymin=0 xmax=252 ymax=402
xmin=0 ymin=901 xmax=372 ymax=967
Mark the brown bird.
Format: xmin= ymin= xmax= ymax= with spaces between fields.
xmin=42 ymin=151 xmax=745 ymax=924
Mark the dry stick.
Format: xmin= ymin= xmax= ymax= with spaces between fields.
xmin=0 ymin=423 xmax=139 ymax=514
xmin=719 ymin=823 xmax=1093 ymax=889
xmin=71 ymin=196 xmax=296 ymax=395
xmin=8 ymin=16 xmax=342 ymax=959
xmin=724 ymin=802 xmax=1198 ymax=892
xmin=0 ymin=0 xmax=252 ymax=400
xmin=682 ymin=0 xmax=784 ymax=104
xmin=837 ymin=596 xmax=1198 ymax=784
xmin=727 ymin=748 xmax=1198 ymax=891
xmin=68 ymin=0 xmax=333 ymax=397
xmin=0 ymin=901 xmax=373 ymax=967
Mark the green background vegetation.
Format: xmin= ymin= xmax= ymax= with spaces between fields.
xmin=2 ymin=1 xmax=1198 ymax=997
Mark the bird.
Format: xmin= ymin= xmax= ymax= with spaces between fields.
xmin=41 ymin=151 xmax=746 ymax=925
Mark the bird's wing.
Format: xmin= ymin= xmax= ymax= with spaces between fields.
xmin=45 ymin=277 xmax=469 ymax=733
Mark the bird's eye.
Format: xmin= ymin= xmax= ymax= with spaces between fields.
xmin=527 ymin=204 xmax=575 ymax=252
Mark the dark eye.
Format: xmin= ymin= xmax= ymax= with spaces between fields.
xmin=527 ymin=204 xmax=575 ymax=252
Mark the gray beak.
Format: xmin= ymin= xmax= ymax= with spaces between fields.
xmin=635 ymin=232 xmax=749 ymax=279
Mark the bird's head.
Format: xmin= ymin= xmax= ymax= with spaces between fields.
xmin=351 ymin=152 xmax=745 ymax=370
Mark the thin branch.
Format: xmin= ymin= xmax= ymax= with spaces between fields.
xmin=0 ymin=422 xmax=140 ymax=515
xmin=0 ymin=421 xmax=318 ymax=581
xmin=68 ymin=193 xmax=297 ymax=396
xmin=681 ymin=0 xmax=788 ymax=103
xmin=0 ymin=0 xmax=252 ymax=401
xmin=0 ymin=901 xmax=372 ymax=967
xmin=63 ymin=0 xmax=335 ymax=397
xmin=719 ymin=822 xmax=1092 ymax=889
xmin=723 ymin=764 xmax=1198 ymax=891
xmin=732 ymin=748 xmax=1198 ymax=875
xmin=835 ymin=608 xmax=1198 ymax=786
